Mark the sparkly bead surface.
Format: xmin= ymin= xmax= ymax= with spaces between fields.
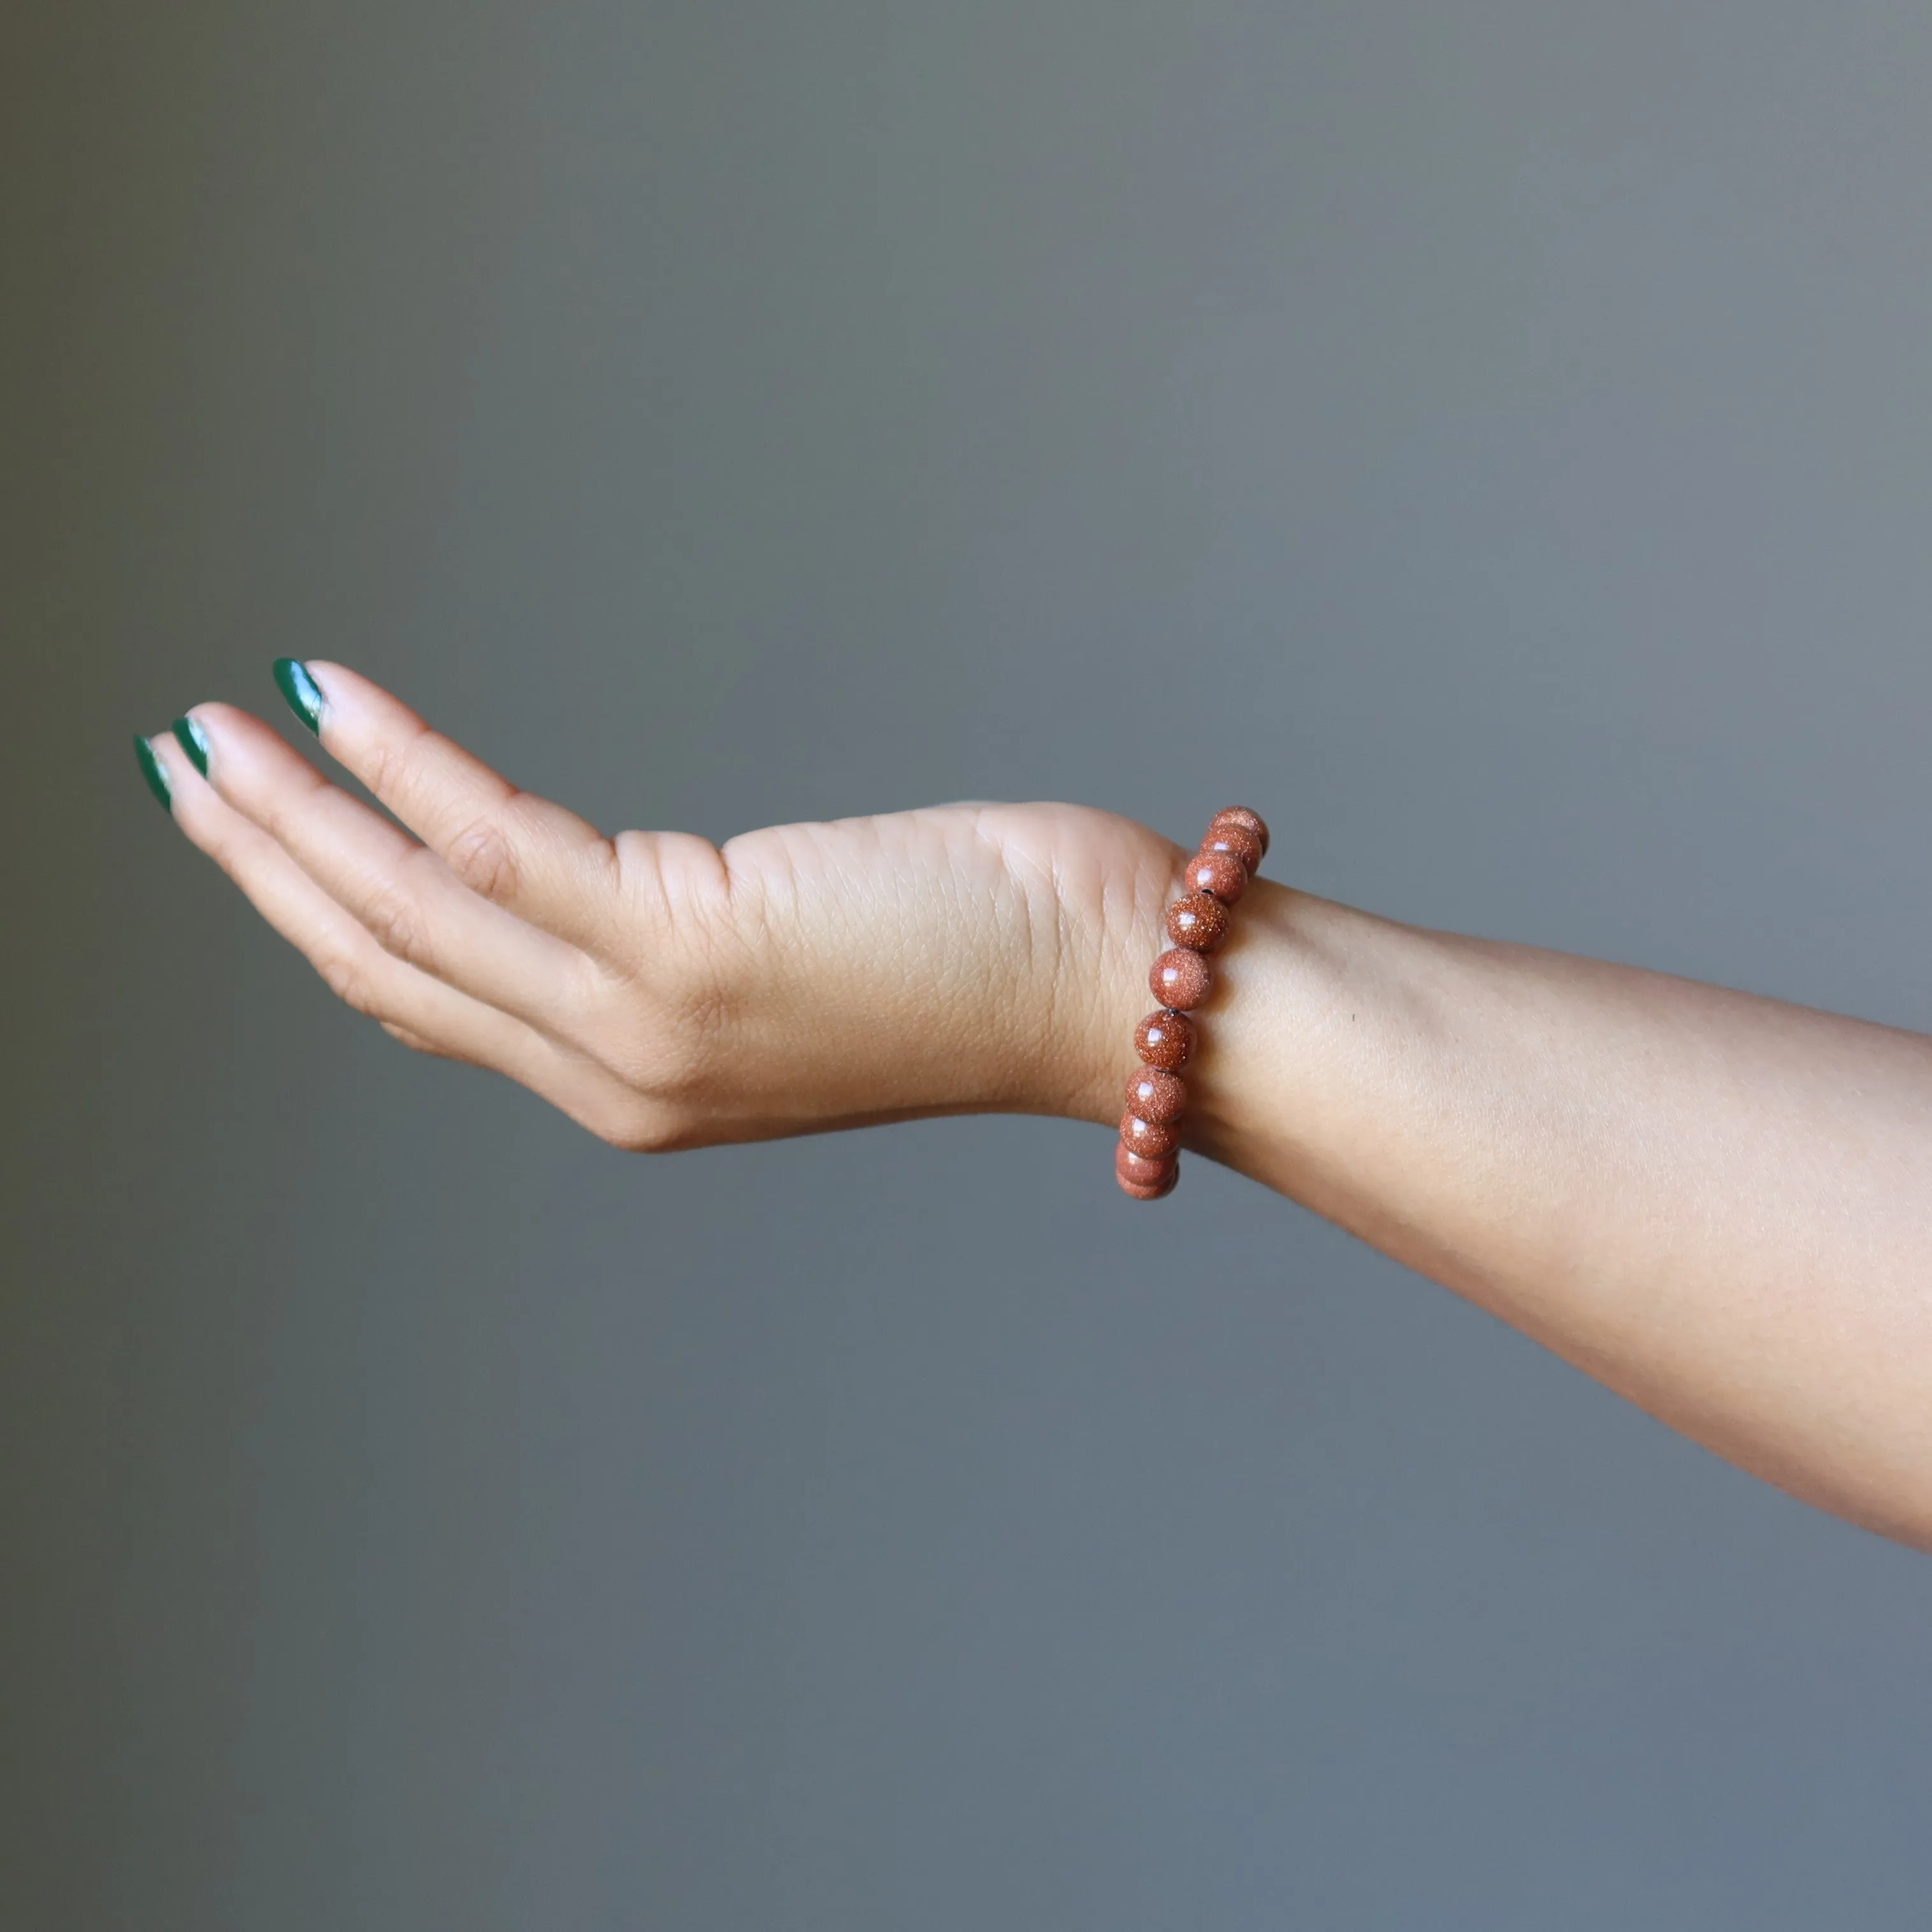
xmin=1165 ymin=891 xmax=1230 ymax=952
xmin=1150 ymin=948 xmax=1213 ymax=1010
xmin=1115 ymin=807 xmax=1266 ymax=1201
xmin=1200 ymin=824 xmax=1263 ymax=874
xmin=1209 ymin=806 xmax=1269 ymax=860
xmin=1115 ymin=1143 xmax=1177 ymax=1189
xmin=1120 ymin=1111 xmax=1182 ymax=1158
xmin=1134 ymin=1009 xmax=1193 ymax=1071
xmin=1185 ymin=849 xmax=1247 ymax=904
xmin=1124 ymin=1067 xmax=1186 ymax=1124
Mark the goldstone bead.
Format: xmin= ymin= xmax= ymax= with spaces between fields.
xmin=1125 ymin=1067 xmax=1186 ymax=1124
xmin=1134 ymin=1009 xmax=1193 ymax=1071
xmin=1186 ymin=848 xmax=1248 ymax=904
xmin=1200 ymin=824 xmax=1263 ymax=874
xmin=1165 ymin=891 xmax=1230 ymax=952
xmin=1209 ymin=806 xmax=1270 ymax=860
xmin=1120 ymin=1111 xmax=1182 ymax=1158
xmin=1118 ymin=1165 xmax=1179 ymax=1200
xmin=1150 ymin=948 xmax=1213 ymax=1009
xmin=1116 ymin=1142 xmax=1177 ymax=1190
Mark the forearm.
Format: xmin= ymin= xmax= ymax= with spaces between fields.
xmin=1169 ymin=881 xmax=1932 ymax=1546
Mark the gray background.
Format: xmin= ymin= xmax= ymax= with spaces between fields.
xmin=7 ymin=1 xmax=1932 ymax=1924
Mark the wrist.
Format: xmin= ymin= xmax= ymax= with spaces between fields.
xmin=1035 ymin=828 xmax=1321 ymax=1157
xmin=1071 ymin=805 xmax=1288 ymax=1200
xmin=1082 ymin=867 xmax=1338 ymax=1182
xmin=1176 ymin=881 xmax=1418 ymax=1200
xmin=981 ymin=811 xmax=1186 ymax=1128
xmin=1172 ymin=876 xmax=1308 ymax=1171
xmin=1061 ymin=844 xmax=1192 ymax=1128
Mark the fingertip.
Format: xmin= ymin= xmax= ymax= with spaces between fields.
xmin=293 ymin=661 xmax=422 ymax=733
xmin=133 ymin=733 xmax=173 ymax=812
xmin=169 ymin=703 xmax=282 ymax=796
xmin=170 ymin=712 xmax=211 ymax=778
xmin=187 ymin=699 xmax=263 ymax=740
xmin=143 ymin=722 xmax=238 ymax=847
xmin=272 ymin=657 xmax=327 ymax=736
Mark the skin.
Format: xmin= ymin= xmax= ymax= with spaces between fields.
xmin=143 ymin=663 xmax=1932 ymax=1550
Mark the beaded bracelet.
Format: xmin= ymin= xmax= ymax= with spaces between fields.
xmin=1116 ymin=805 xmax=1269 ymax=1200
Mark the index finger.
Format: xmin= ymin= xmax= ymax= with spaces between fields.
xmin=281 ymin=659 xmax=624 ymax=955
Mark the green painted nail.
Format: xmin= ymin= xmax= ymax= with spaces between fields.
xmin=133 ymin=735 xmax=173 ymax=811
xmin=273 ymin=658 xmax=324 ymax=735
xmin=171 ymin=714 xmax=210 ymax=777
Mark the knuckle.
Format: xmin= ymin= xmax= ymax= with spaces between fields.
xmin=380 ymin=1020 xmax=442 ymax=1058
xmin=196 ymin=825 xmax=239 ymax=876
xmin=315 ymin=947 xmax=384 ymax=1017
xmin=360 ymin=881 xmax=433 ymax=968
xmin=445 ymin=814 xmax=521 ymax=904
xmin=262 ymin=763 xmax=331 ymax=844
xmin=359 ymin=729 xmax=413 ymax=807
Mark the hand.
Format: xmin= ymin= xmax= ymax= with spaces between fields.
xmin=141 ymin=664 xmax=1183 ymax=1149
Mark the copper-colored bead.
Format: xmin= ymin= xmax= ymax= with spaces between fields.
xmin=1120 ymin=1111 xmax=1181 ymax=1158
xmin=1200 ymin=824 xmax=1263 ymax=874
xmin=1134 ymin=1009 xmax=1193 ymax=1071
xmin=1150 ymin=948 xmax=1213 ymax=1010
xmin=1209 ymin=806 xmax=1270 ymax=860
xmin=1186 ymin=848 xmax=1248 ymax=905
xmin=1165 ymin=891 xmax=1230 ymax=952
xmin=1115 ymin=1142 xmax=1176 ymax=1190
xmin=1124 ymin=1066 xmax=1186 ymax=1124
xmin=1116 ymin=809 xmax=1265 ymax=1200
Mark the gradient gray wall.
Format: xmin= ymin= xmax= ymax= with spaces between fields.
xmin=8 ymin=3 xmax=1932 ymax=1924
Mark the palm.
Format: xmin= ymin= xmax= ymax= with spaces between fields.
xmin=633 ymin=801 xmax=1182 ymax=1143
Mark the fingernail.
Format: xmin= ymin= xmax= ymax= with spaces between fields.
xmin=171 ymin=714 xmax=210 ymax=777
xmin=133 ymin=734 xmax=173 ymax=811
xmin=273 ymin=658 xmax=324 ymax=735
